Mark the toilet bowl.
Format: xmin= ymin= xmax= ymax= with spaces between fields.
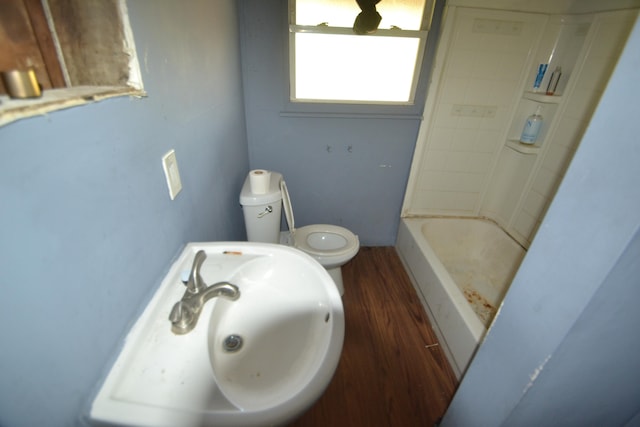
xmin=280 ymin=180 xmax=359 ymax=295
xmin=239 ymin=170 xmax=359 ymax=296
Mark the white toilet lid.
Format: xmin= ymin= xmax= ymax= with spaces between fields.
xmin=280 ymin=179 xmax=296 ymax=233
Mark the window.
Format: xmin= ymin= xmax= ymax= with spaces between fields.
xmin=289 ymin=0 xmax=433 ymax=104
xmin=0 ymin=0 xmax=143 ymax=126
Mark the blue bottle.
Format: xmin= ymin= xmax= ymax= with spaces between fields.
xmin=520 ymin=106 xmax=543 ymax=144
xmin=533 ymin=64 xmax=548 ymax=91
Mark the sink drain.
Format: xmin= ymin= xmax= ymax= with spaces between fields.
xmin=223 ymin=335 xmax=243 ymax=352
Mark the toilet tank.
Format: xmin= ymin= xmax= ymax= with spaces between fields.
xmin=239 ymin=171 xmax=283 ymax=243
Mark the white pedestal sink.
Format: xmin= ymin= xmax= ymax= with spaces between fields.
xmin=90 ymin=242 xmax=344 ymax=427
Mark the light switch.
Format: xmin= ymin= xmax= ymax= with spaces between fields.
xmin=162 ymin=149 xmax=182 ymax=200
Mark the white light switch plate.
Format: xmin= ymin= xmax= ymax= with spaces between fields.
xmin=161 ymin=149 xmax=182 ymax=200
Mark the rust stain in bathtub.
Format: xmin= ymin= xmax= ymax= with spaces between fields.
xmin=463 ymin=288 xmax=496 ymax=326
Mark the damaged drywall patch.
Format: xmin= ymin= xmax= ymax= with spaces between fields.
xmin=119 ymin=0 xmax=144 ymax=90
xmin=0 ymin=0 xmax=145 ymax=126
xmin=0 ymin=86 xmax=145 ymax=127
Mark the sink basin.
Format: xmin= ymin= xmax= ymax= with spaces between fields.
xmin=90 ymin=242 xmax=344 ymax=427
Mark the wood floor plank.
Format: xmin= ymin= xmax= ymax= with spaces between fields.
xmin=290 ymin=247 xmax=458 ymax=426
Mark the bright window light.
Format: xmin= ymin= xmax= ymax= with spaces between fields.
xmin=294 ymin=33 xmax=421 ymax=102
xmin=290 ymin=0 xmax=432 ymax=104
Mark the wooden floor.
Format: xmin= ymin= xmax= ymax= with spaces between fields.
xmin=290 ymin=247 xmax=459 ymax=427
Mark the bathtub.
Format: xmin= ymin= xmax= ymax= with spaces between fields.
xmin=396 ymin=217 xmax=525 ymax=378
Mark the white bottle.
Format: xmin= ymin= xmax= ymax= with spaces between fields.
xmin=520 ymin=106 xmax=543 ymax=144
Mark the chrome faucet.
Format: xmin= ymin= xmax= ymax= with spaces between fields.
xmin=169 ymin=250 xmax=240 ymax=334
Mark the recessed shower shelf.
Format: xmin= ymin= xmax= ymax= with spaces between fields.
xmin=506 ymin=139 xmax=541 ymax=154
xmin=523 ymin=91 xmax=562 ymax=104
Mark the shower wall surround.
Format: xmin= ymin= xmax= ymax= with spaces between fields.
xmin=402 ymin=5 xmax=639 ymax=246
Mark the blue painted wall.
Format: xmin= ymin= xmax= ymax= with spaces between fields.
xmin=0 ymin=1 xmax=249 ymax=426
xmin=238 ymin=0 xmax=443 ymax=245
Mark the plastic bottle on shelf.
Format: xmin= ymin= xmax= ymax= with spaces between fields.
xmin=520 ymin=106 xmax=543 ymax=144
xmin=532 ymin=63 xmax=548 ymax=91
xmin=546 ymin=66 xmax=562 ymax=95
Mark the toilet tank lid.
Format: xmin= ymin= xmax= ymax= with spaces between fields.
xmin=239 ymin=171 xmax=283 ymax=205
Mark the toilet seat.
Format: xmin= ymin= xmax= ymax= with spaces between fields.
xmin=280 ymin=180 xmax=359 ymax=262
xmin=295 ymin=224 xmax=359 ymax=258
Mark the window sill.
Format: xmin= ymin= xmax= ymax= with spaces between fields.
xmin=0 ymin=86 xmax=147 ymax=127
xmin=279 ymin=99 xmax=425 ymax=119
xmin=280 ymin=111 xmax=423 ymax=120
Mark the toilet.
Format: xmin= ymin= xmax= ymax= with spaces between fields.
xmin=239 ymin=170 xmax=359 ymax=296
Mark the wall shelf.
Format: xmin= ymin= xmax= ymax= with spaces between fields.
xmin=506 ymin=138 xmax=541 ymax=154
xmin=522 ymin=91 xmax=562 ymax=104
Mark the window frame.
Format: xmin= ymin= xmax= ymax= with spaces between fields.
xmin=287 ymin=0 xmax=435 ymax=109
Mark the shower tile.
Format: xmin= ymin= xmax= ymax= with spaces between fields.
xmin=419 ymin=171 xmax=485 ymax=193
xmin=564 ymin=88 xmax=600 ymax=121
xmin=423 ymin=151 xmax=449 ymax=171
xmin=588 ymin=15 xmax=635 ymax=57
xmin=428 ymin=128 xmax=456 ymax=150
xmin=451 ymin=128 xmax=481 ymax=150
xmin=522 ymin=189 xmax=547 ymax=219
xmin=577 ymin=57 xmax=615 ymax=90
xmin=453 ymin=17 xmax=483 ymax=50
xmin=551 ymin=117 xmax=583 ymax=150
xmin=446 ymin=128 xmax=499 ymax=153
xmin=472 ymin=51 xmax=506 ymax=80
xmin=486 ymin=81 xmax=519 ymax=106
xmin=479 ymin=110 xmax=506 ymax=131
xmin=456 ymin=115 xmax=483 ymax=130
xmin=513 ymin=211 xmax=537 ymax=241
xmin=497 ymin=56 xmax=527 ymax=80
xmin=433 ymin=104 xmax=461 ymax=128
xmin=416 ymin=190 xmax=478 ymax=212
xmin=473 ymin=130 xmax=502 ymax=152
xmin=541 ymin=144 xmax=572 ymax=176
xmin=440 ymin=77 xmax=469 ymax=104
xmin=480 ymin=33 xmax=525 ymax=52
xmin=446 ymin=50 xmax=477 ymax=79
xmin=531 ymin=167 xmax=559 ymax=197
xmin=447 ymin=151 xmax=493 ymax=173
xmin=463 ymin=79 xmax=493 ymax=105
